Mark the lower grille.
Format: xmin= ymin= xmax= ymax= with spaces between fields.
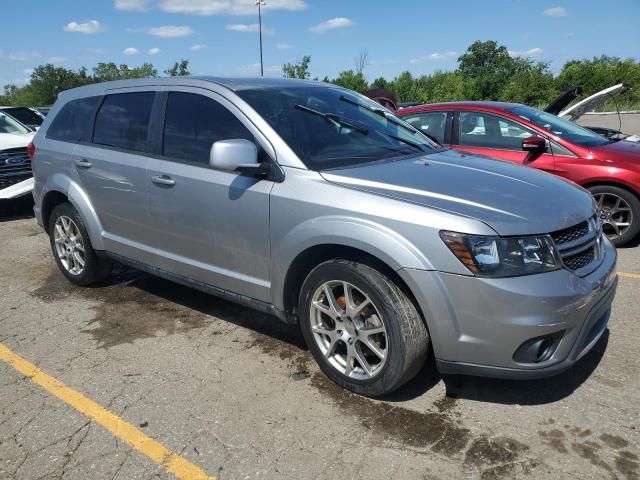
xmin=563 ymin=247 xmax=595 ymax=271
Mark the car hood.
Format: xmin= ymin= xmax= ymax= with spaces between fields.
xmin=591 ymin=139 xmax=640 ymax=162
xmin=544 ymin=86 xmax=582 ymax=116
xmin=0 ymin=132 xmax=35 ymax=150
xmin=559 ymin=83 xmax=630 ymax=121
xmin=320 ymin=149 xmax=594 ymax=236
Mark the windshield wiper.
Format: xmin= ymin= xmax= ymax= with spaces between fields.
xmin=339 ymin=95 xmax=419 ymax=134
xmin=294 ymin=104 xmax=369 ymax=134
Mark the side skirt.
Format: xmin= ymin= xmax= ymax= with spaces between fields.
xmin=102 ymin=251 xmax=296 ymax=325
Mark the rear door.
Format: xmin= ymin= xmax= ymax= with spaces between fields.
xmin=146 ymin=88 xmax=273 ymax=302
xmin=72 ymin=90 xmax=158 ymax=261
xmin=451 ymin=110 xmax=556 ymax=173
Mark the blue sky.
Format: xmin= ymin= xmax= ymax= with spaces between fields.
xmin=1 ymin=0 xmax=639 ymax=87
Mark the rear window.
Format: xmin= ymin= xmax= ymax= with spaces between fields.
xmin=46 ymin=96 xmax=101 ymax=142
xmin=93 ymin=92 xmax=154 ymax=152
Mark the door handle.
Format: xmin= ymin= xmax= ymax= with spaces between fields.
xmin=151 ymin=174 xmax=176 ymax=187
xmin=75 ymin=159 xmax=92 ymax=169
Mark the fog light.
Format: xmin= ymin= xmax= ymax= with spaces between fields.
xmin=513 ymin=331 xmax=565 ymax=364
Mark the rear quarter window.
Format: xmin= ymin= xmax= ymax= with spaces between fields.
xmin=46 ymin=96 xmax=102 ymax=142
xmin=93 ymin=92 xmax=155 ymax=153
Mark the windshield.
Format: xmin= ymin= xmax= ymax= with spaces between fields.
xmin=0 ymin=112 xmax=31 ymax=134
xmin=237 ymin=85 xmax=437 ymax=170
xmin=2 ymin=107 xmax=42 ymax=128
xmin=508 ymin=105 xmax=609 ymax=148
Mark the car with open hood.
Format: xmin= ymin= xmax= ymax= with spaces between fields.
xmin=398 ymin=100 xmax=640 ymax=246
xmin=31 ymin=77 xmax=617 ymax=396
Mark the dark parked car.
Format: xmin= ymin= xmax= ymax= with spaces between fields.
xmin=397 ymin=101 xmax=640 ymax=246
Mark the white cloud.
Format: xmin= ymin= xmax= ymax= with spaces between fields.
xmin=87 ymin=48 xmax=108 ymax=55
xmin=147 ymin=25 xmax=194 ymax=37
xmin=148 ymin=47 xmax=161 ymax=55
xmin=123 ymin=47 xmax=139 ymax=55
xmin=24 ymin=68 xmax=34 ymax=75
xmin=543 ymin=6 xmax=568 ymax=16
xmin=0 ymin=50 xmax=40 ymax=61
xmin=47 ymin=57 xmax=68 ymax=63
xmin=159 ymin=0 xmax=307 ymax=16
xmin=509 ymin=47 xmax=544 ymax=57
xmin=63 ymin=20 xmax=103 ymax=34
xmin=409 ymin=51 xmax=457 ymax=64
xmin=189 ymin=44 xmax=205 ymax=51
xmin=238 ymin=63 xmax=281 ymax=75
xmin=226 ymin=23 xmax=275 ymax=35
xmin=310 ymin=17 xmax=355 ymax=34
xmin=276 ymin=43 xmax=292 ymax=50
xmin=114 ymin=0 xmax=151 ymax=11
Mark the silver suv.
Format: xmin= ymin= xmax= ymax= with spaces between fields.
xmin=31 ymin=78 xmax=617 ymax=397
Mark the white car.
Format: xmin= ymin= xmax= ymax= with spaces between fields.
xmin=0 ymin=112 xmax=35 ymax=200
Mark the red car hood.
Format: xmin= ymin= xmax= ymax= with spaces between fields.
xmin=591 ymin=140 xmax=640 ymax=163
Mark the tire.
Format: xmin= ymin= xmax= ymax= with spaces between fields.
xmin=589 ymin=185 xmax=640 ymax=247
xmin=48 ymin=202 xmax=112 ymax=286
xmin=298 ymin=259 xmax=429 ymax=397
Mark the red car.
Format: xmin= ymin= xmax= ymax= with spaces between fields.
xmin=397 ymin=102 xmax=640 ymax=246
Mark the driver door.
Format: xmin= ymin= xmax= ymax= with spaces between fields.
xmin=146 ymin=89 xmax=274 ymax=302
xmin=452 ymin=111 xmax=556 ymax=174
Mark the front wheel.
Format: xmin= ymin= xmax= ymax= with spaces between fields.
xmin=298 ymin=259 xmax=429 ymax=397
xmin=589 ymin=186 xmax=640 ymax=247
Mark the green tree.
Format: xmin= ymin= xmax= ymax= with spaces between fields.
xmin=501 ymin=62 xmax=557 ymax=107
xmin=93 ymin=62 xmax=158 ymax=82
xmin=330 ymin=70 xmax=368 ymax=93
xmin=27 ymin=64 xmax=93 ymax=106
xmin=458 ymin=40 xmax=525 ymax=100
xmin=282 ymin=55 xmax=311 ymax=79
xmin=165 ymin=59 xmax=190 ymax=77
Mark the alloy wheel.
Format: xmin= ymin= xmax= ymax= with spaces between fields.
xmin=594 ymin=192 xmax=634 ymax=240
xmin=53 ymin=216 xmax=86 ymax=275
xmin=309 ymin=280 xmax=388 ymax=380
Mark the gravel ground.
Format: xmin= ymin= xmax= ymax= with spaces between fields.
xmin=0 ymin=199 xmax=638 ymax=480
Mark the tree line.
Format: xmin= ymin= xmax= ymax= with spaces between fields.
xmin=2 ymin=40 xmax=639 ymax=110
xmin=285 ymin=41 xmax=640 ymax=110
xmin=0 ymin=60 xmax=191 ymax=107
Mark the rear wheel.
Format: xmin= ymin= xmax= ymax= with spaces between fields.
xmin=589 ymin=185 xmax=640 ymax=247
xmin=49 ymin=202 xmax=112 ymax=286
xmin=299 ymin=259 xmax=429 ymax=397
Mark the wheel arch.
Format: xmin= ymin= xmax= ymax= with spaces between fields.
xmin=280 ymin=244 xmax=427 ymax=331
xmin=41 ymin=175 xmax=104 ymax=249
xmin=582 ymin=180 xmax=640 ymax=201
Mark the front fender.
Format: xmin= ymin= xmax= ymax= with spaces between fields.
xmin=270 ymin=215 xmax=434 ymax=310
xmin=45 ymin=173 xmax=105 ymax=250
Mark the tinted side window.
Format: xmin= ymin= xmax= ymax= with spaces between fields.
xmin=47 ymin=96 xmax=101 ymax=142
xmin=403 ymin=112 xmax=447 ymax=143
xmin=163 ymin=92 xmax=253 ymax=166
xmin=94 ymin=92 xmax=154 ymax=152
xmin=458 ymin=111 xmax=533 ymax=150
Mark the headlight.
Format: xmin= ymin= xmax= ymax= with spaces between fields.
xmin=440 ymin=231 xmax=560 ymax=277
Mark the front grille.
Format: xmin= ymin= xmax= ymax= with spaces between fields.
xmin=563 ymin=247 xmax=595 ymax=270
xmin=550 ymin=221 xmax=589 ymax=245
xmin=550 ymin=216 xmax=601 ymax=275
xmin=0 ymin=148 xmax=32 ymax=189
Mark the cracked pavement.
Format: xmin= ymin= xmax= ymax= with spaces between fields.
xmin=0 ymin=201 xmax=639 ymax=479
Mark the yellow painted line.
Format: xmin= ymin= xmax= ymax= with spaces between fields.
xmin=619 ymin=272 xmax=640 ymax=279
xmin=0 ymin=343 xmax=215 ymax=480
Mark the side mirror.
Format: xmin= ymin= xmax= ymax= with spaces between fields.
xmin=522 ymin=135 xmax=546 ymax=153
xmin=209 ymin=139 xmax=269 ymax=176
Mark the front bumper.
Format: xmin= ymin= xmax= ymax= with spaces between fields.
xmin=399 ymin=236 xmax=617 ymax=379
